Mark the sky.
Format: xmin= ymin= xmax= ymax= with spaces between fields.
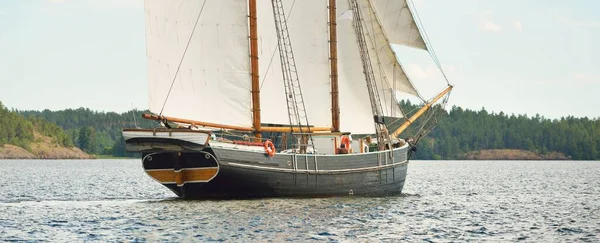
xmin=0 ymin=0 xmax=599 ymax=119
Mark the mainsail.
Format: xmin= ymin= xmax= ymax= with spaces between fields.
xmin=336 ymin=1 xmax=380 ymax=134
xmin=258 ymin=0 xmax=331 ymax=128
xmin=145 ymin=1 xmax=251 ymax=128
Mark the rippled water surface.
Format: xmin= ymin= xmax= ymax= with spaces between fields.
xmin=1 ymin=160 xmax=599 ymax=242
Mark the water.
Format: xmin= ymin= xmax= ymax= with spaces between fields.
xmin=0 ymin=160 xmax=598 ymax=242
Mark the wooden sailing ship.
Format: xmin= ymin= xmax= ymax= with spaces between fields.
xmin=123 ymin=0 xmax=453 ymax=198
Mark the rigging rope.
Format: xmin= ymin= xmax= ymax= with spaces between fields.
xmin=414 ymin=90 xmax=451 ymax=143
xmin=395 ymin=0 xmax=427 ymax=102
xmin=259 ymin=0 xmax=297 ymax=91
xmin=159 ymin=0 xmax=208 ymax=116
xmin=408 ymin=0 xmax=452 ymax=86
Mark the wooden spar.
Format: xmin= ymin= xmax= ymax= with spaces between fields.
xmin=263 ymin=126 xmax=331 ymax=132
xmin=142 ymin=113 xmax=254 ymax=131
xmin=329 ymin=0 xmax=340 ymax=132
xmin=391 ymin=85 xmax=453 ymax=138
xmin=141 ymin=113 xmax=332 ymax=133
xmin=249 ymin=0 xmax=261 ymax=140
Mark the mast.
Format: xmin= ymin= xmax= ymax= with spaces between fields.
xmin=329 ymin=0 xmax=340 ymax=132
xmin=249 ymin=0 xmax=261 ymax=140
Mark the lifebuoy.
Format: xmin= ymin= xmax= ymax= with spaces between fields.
xmin=341 ymin=135 xmax=351 ymax=149
xmin=264 ymin=140 xmax=276 ymax=157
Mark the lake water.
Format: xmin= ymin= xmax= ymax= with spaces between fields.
xmin=0 ymin=160 xmax=598 ymax=242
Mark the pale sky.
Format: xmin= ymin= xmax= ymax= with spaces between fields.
xmin=0 ymin=0 xmax=599 ymax=119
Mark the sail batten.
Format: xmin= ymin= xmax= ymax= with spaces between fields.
xmin=145 ymin=0 xmax=252 ymax=128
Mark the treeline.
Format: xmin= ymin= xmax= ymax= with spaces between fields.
xmin=398 ymin=100 xmax=600 ymax=160
xmin=17 ymin=108 xmax=156 ymax=157
xmin=7 ymin=101 xmax=600 ymax=160
xmin=0 ymin=101 xmax=73 ymax=150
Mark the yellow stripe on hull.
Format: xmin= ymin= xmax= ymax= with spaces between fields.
xmin=145 ymin=168 xmax=219 ymax=187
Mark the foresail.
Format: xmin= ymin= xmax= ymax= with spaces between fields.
xmin=144 ymin=0 xmax=252 ymax=127
xmin=336 ymin=0 xmax=377 ymax=135
xmin=358 ymin=0 xmax=409 ymax=118
xmin=369 ymin=0 xmax=427 ymax=50
xmin=258 ymin=0 xmax=331 ymax=128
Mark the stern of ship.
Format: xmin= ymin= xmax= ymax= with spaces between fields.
xmin=123 ymin=128 xmax=220 ymax=198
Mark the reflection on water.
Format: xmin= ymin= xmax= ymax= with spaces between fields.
xmin=0 ymin=160 xmax=599 ymax=241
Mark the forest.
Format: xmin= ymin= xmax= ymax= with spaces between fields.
xmin=2 ymin=100 xmax=599 ymax=160
xmin=0 ymin=101 xmax=73 ymax=150
xmin=17 ymin=107 xmax=155 ymax=157
xmin=398 ymin=100 xmax=599 ymax=160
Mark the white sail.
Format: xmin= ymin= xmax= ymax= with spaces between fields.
xmin=144 ymin=0 xmax=252 ymax=127
xmin=258 ymin=1 xmax=332 ymax=128
xmin=360 ymin=0 xmax=419 ymax=116
xmin=334 ymin=0 xmax=422 ymax=136
xmin=369 ymin=0 xmax=427 ymax=50
xmin=257 ymin=1 xmax=288 ymax=125
xmin=336 ymin=1 xmax=377 ymax=135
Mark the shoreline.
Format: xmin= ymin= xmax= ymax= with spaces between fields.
xmin=0 ymin=143 xmax=572 ymax=161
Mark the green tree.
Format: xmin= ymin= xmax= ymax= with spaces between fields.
xmin=78 ymin=126 xmax=97 ymax=153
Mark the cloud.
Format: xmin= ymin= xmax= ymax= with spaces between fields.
xmin=407 ymin=64 xmax=456 ymax=81
xmin=481 ymin=20 xmax=501 ymax=32
xmin=481 ymin=10 xmax=493 ymax=16
xmin=533 ymin=79 xmax=558 ymax=85
xmin=514 ymin=21 xmax=522 ymax=31
xmin=407 ymin=64 xmax=428 ymax=79
xmin=475 ymin=10 xmax=502 ymax=32
xmin=573 ymin=73 xmax=600 ymax=82
xmin=84 ymin=0 xmax=142 ymax=9
xmin=411 ymin=0 xmax=426 ymax=8
xmin=441 ymin=64 xmax=456 ymax=74
xmin=557 ymin=16 xmax=600 ymax=28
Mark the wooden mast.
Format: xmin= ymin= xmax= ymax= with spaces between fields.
xmin=391 ymin=85 xmax=453 ymax=137
xmin=249 ymin=0 xmax=261 ymax=140
xmin=329 ymin=0 xmax=340 ymax=132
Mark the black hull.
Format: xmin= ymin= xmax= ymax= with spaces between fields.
xmin=184 ymin=163 xmax=407 ymax=199
xmin=141 ymin=145 xmax=409 ymax=199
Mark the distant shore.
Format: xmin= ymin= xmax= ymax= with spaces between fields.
xmin=0 ymin=144 xmax=95 ymax=160
xmin=1 ymin=146 xmax=571 ymax=160
xmin=459 ymin=149 xmax=569 ymax=160
xmin=0 ymin=132 xmax=95 ymax=160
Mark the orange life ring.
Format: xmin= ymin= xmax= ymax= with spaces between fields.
xmin=264 ymin=140 xmax=276 ymax=157
xmin=341 ymin=135 xmax=351 ymax=149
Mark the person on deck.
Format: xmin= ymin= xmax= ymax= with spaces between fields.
xmin=336 ymin=143 xmax=349 ymax=154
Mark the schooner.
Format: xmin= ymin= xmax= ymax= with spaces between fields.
xmin=123 ymin=0 xmax=453 ymax=198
